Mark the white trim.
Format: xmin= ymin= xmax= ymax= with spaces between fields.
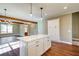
xmin=52 ymin=40 xmax=72 ymax=45
xmin=59 ymin=41 xmax=72 ymax=45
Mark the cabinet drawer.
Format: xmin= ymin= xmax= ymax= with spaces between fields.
xmin=28 ymin=39 xmax=42 ymax=46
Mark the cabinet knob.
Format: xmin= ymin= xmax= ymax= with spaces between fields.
xmin=36 ymin=45 xmax=39 ymax=47
xmin=48 ymin=40 xmax=49 ymax=41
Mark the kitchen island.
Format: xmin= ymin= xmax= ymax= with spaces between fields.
xmin=17 ymin=34 xmax=51 ymax=56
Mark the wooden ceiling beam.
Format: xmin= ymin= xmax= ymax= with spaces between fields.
xmin=0 ymin=15 xmax=37 ymax=24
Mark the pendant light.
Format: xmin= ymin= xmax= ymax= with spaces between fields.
xmin=29 ymin=3 xmax=32 ymax=17
xmin=40 ymin=7 xmax=43 ymax=20
xmin=4 ymin=8 xmax=7 ymax=23
xmin=4 ymin=9 xmax=10 ymax=24
xmin=4 ymin=9 xmax=13 ymax=24
xmin=0 ymin=9 xmax=9 ymax=23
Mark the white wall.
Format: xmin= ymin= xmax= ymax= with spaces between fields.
xmin=13 ymin=23 xmax=20 ymax=35
xmin=38 ymin=19 xmax=48 ymax=34
xmin=19 ymin=24 xmax=25 ymax=36
xmin=29 ymin=24 xmax=38 ymax=35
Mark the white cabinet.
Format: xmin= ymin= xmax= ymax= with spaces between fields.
xmin=20 ymin=35 xmax=51 ymax=56
xmin=28 ymin=44 xmax=37 ymax=56
xmin=48 ymin=18 xmax=60 ymax=42
xmin=46 ymin=39 xmax=51 ymax=50
xmin=28 ymin=39 xmax=43 ymax=56
xmin=43 ymin=37 xmax=51 ymax=52
xmin=28 ymin=39 xmax=44 ymax=56
xmin=36 ymin=39 xmax=44 ymax=55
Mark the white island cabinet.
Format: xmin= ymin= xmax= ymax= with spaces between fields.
xmin=18 ymin=34 xmax=51 ymax=56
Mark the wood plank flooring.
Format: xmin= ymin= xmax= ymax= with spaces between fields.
xmin=43 ymin=42 xmax=79 ymax=56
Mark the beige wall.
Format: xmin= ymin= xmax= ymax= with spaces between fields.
xmin=72 ymin=12 xmax=79 ymax=38
xmin=60 ymin=14 xmax=72 ymax=43
xmin=47 ymin=14 xmax=72 ymax=43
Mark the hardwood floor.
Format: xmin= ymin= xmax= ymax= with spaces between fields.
xmin=43 ymin=42 xmax=79 ymax=56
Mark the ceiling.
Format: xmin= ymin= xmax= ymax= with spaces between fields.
xmin=0 ymin=3 xmax=79 ymax=22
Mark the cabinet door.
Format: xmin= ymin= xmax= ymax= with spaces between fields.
xmin=28 ymin=44 xmax=36 ymax=56
xmin=28 ymin=39 xmax=44 ymax=56
xmin=46 ymin=37 xmax=51 ymax=49
xmin=36 ymin=39 xmax=43 ymax=56
xmin=48 ymin=18 xmax=60 ymax=42
xmin=44 ymin=37 xmax=51 ymax=52
xmin=43 ymin=38 xmax=48 ymax=52
xmin=20 ymin=41 xmax=28 ymax=56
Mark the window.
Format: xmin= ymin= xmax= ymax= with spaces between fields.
xmin=1 ymin=24 xmax=7 ymax=34
xmin=7 ymin=24 xmax=13 ymax=33
xmin=0 ymin=23 xmax=13 ymax=34
xmin=24 ymin=25 xmax=28 ymax=32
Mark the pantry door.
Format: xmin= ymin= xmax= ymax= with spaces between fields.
xmin=48 ymin=18 xmax=60 ymax=42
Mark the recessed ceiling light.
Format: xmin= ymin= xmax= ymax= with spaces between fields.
xmin=64 ymin=6 xmax=68 ymax=9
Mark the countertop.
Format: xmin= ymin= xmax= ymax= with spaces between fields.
xmin=17 ymin=34 xmax=48 ymax=42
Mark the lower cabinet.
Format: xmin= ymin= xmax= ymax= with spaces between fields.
xmin=20 ymin=36 xmax=51 ymax=56
xmin=28 ymin=44 xmax=37 ymax=56
xmin=28 ymin=39 xmax=43 ymax=56
xmin=43 ymin=37 xmax=51 ymax=52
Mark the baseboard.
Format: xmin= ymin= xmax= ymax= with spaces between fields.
xmin=52 ymin=40 xmax=72 ymax=45
xmin=59 ymin=41 xmax=72 ymax=45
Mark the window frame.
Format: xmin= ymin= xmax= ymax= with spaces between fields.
xmin=0 ymin=23 xmax=13 ymax=34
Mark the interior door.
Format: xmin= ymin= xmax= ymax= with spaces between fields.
xmin=48 ymin=18 xmax=60 ymax=42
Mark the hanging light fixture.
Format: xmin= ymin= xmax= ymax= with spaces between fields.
xmin=29 ymin=3 xmax=32 ymax=17
xmin=4 ymin=8 xmax=7 ymax=23
xmin=0 ymin=9 xmax=7 ymax=23
xmin=4 ymin=9 xmax=11 ymax=24
xmin=40 ymin=7 xmax=43 ymax=20
xmin=0 ymin=9 xmax=15 ymax=24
